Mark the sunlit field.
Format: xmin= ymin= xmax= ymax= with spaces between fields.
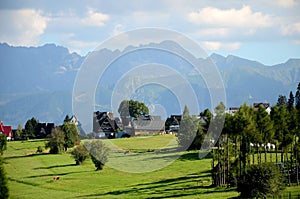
xmin=3 ymin=136 xmax=299 ymax=199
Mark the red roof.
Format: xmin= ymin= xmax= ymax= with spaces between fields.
xmin=0 ymin=122 xmax=13 ymax=137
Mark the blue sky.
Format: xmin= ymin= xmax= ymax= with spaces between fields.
xmin=0 ymin=0 xmax=299 ymax=65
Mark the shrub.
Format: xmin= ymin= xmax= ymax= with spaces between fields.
xmin=237 ymin=163 xmax=285 ymax=198
xmin=36 ymin=146 xmax=43 ymax=153
xmin=86 ymin=140 xmax=109 ymax=170
xmin=45 ymin=128 xmax=65 ymax=154
xmin=0 ymin=157 xmax=9 ymax=199
xmin=71 ymin=144 xmax=89 ymax=165
xmin=0 ymin=134 xmax=7 ymax=155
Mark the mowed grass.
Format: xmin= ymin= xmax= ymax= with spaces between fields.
xmin=4 ymin=135 xmax=296 ymax=199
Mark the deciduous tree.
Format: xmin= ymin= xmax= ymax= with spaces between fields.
xmin=118 ymin=99 xmax=149 ymax=119
xmin=24 ymin=117 xmax=39 ymax=139
xmin=45 ymin=128 xmax=65 ymax=154
xmin=61 ymin=122 xmax=79 ymax=151
xmin=15 ymin=124 xmax=23 ymax=140
xmin=71 ymin=144 xmax=89 ymax=165
xmin=86 ymin=140 xmax=109 ymax=170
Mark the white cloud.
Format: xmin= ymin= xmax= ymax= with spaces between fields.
xmin=55 ymin=66 xmax=68 ymax=74
xmin=129 ymin=11 xmax=170 ymax=26
xmin=194 ymin=28 xmax=230 ymax=38
xmin=0 ymin=9 xmax=48 ymax=46
xmin=66 ymin=40 xmax=99 ymax=55
xmin=276 ymin=0 xmax=298 ymax=8
xmin=292 ymin=40 xmax=300 ymax=44
xmin=68 ymin=40 xmax=99 ymax=48
xmin=281 ymin=22 xmax=300 ymax=35
xmin=188 ymin=5 xmax=273 ymax=29
xmin=112 ymin=24 xmax=125 ymax=36
xmin=81 ymin=9 xmax=109 ymax=27
xmin=201 ymin=41 xmax=241 ymax=51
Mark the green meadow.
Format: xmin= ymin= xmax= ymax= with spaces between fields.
xmin=2 ymin=135 xmax=298 ymax=199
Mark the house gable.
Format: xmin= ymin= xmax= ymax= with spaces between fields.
xmin=93 ymin=112 xmax=119 ymax=137
xmin=0 ymin=122 xmax=13 ymax=140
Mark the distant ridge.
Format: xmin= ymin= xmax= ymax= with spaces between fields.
xmin=0 ymin=42 xmax=299 ymax=127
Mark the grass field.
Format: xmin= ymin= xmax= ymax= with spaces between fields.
xmin=2 ymin=135 xmax=299 ymax=199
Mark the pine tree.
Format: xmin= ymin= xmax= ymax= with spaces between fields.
xmin=295 ymin=83 xmax=300 ymax=111
xmin=191 ymin=121 xmax=205 ymax=150
xmin=287 ymin=91 xmax=295 ymax=111
xmin=277 ymin=95 xmax=287 ymax=107
xmin=211 ymin=102 xmax=226 ymax=144
xmin=256 ymin=105 xmax=274 ymax=144
xmin=235 ymin=104 xmax=257 ymax=174
xmin=177 ymin=106 xmax=199 ymax=150
xmin=271 ymin=104 xmax=291 ymax=165
xmin=256 ymin=105 xmax=274 ymax=162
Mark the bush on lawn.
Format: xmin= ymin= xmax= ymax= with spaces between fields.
xmin=237 ymin=163 xmax=285 ymax=198
xmin=86 ymin=140 xmax=109 ymax=170
xmin=71 ymin=144 xmax=89 ymax=165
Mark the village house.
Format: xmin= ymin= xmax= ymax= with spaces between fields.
xmin=225 ymin=107 xmax=239 ymax=115
xmin=131 ymin=115 xmax=165 ymax=136
xmin=169 ymin=115 xmax=181 ymax=133
xmin=167 ymin=114 xmax=208 ymax=134
xmin=93 ymin=111 xmax=119 ymax=138
xmin=225 ymin=103 xmax=271 ymax=115
xmin=65 ymin=115 xmax=79 ymax=126
xmin=65 ymin=115 xmax=85 ymax=135
xmin=37 ymin=122 xmax=55 ymax=138
xmin=253 ymin=102 xmax=271 ymax=114
xmin=0 ymin=121 xmax=13 ymax=141
xmin=93 ymin=111 xmax=166 ymax=138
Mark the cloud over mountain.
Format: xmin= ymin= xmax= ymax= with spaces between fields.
xmin=0 ymin=9 xmax=48 ymax=46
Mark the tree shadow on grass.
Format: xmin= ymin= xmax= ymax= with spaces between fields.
xmin=4 ymin=152 xmax=49 ymax=160
xmin=178 ymin=152 xmax=201 ymax=161
xmin=144 ymin=150 xmax=212 ymax=162
xmin=179 ymin=151 xmax=213 ymax=161
xmin=76 ymin=170 xmax=218 ymax=199
xmin=34 ymin=163 xmax=77 ymax=170
xmin=26 ymin=170 xmax=89 ymax=179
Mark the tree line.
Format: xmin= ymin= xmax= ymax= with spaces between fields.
xmin=177 ymin=83 xmax=300 ymax=197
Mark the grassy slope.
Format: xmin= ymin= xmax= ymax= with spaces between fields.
xmin=2 ymin=136 xmax=298 ymax=199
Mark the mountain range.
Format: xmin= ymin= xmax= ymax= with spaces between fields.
xmin=0 ymin=42 xmax=299 ymax=128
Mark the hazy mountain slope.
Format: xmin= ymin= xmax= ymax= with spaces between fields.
xmin=213 ymin=54 xmax=300 ymax=106
xmin=0 ymin=42 xmax=299 ymax=127
xmin=0 ymin=43 xmax=83 ymax=93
